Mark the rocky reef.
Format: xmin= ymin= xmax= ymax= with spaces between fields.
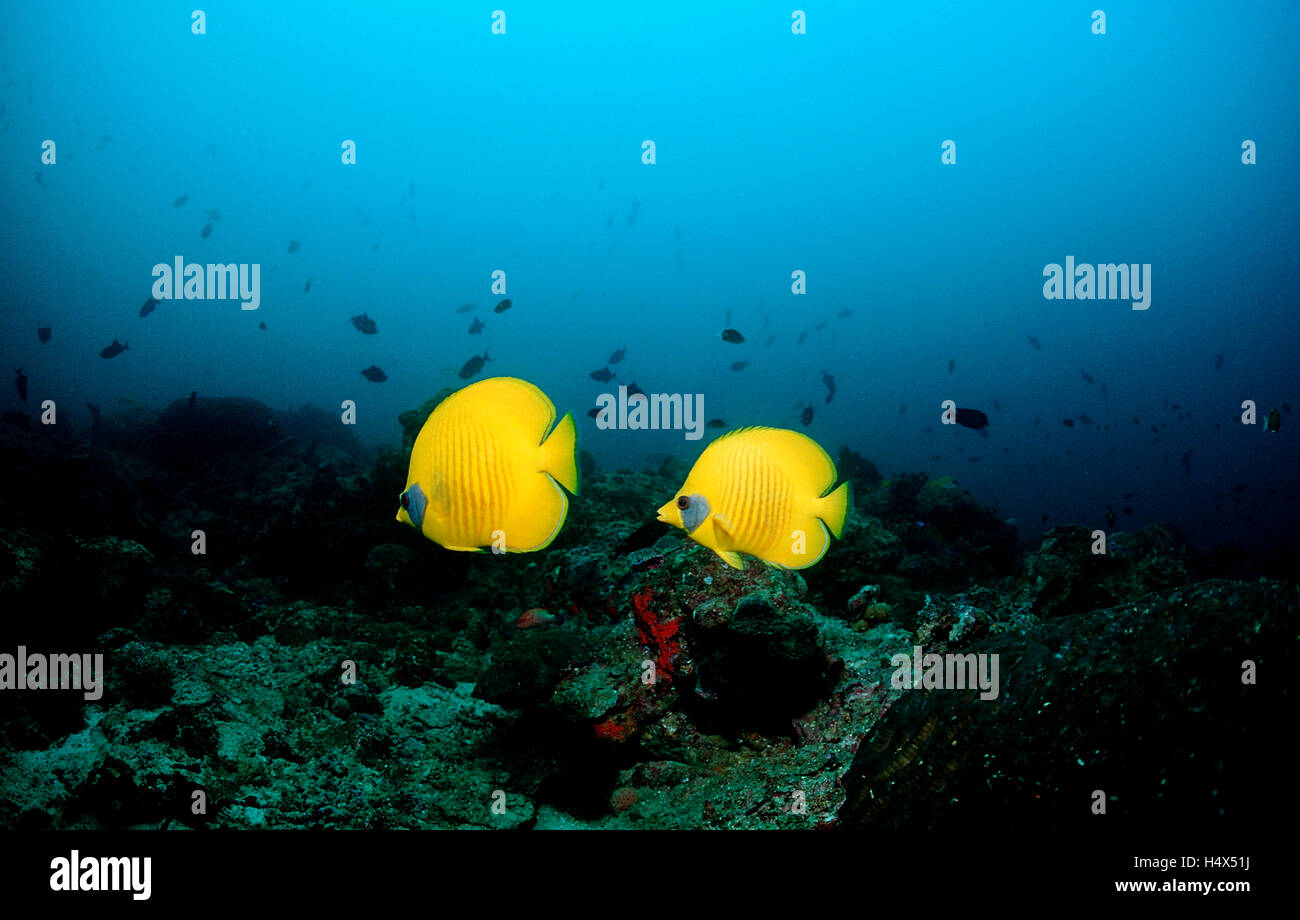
xmin=0 ymin=398 xmax=1291 ymax=829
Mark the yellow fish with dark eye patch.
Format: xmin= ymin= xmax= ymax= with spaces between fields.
xmin=656 ymin=426 xmax=851 ymax=569
xmin=396 ymin=377 xmax=579 ymax=553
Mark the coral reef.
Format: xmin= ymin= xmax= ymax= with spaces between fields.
xmin=0 ymin=395 xmax=1290 ymax=829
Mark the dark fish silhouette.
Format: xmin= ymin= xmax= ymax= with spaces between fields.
xmin=1180 ymin=450 xmax=1192 ymax=475
xmin=837 ymin=309 xmax=853 ymax=319
xmin=258 ymin=321 xmax=267 ymax=330
xmin=14 ymin=368 xmax=27 ymax=402
xmin=350 ymin=313 xmax=378 ymax=334
xmin=86 ymin=402 xmax=101 ymax=422
xmin=797 ymin=331 xmax=808 ymax=345
xmin=459 ymin=350 xmax=491 ymax=379
xmin=730 ymin=361 xmax=748 ymax=372
xmin=721 ymin=329 xmax=744 ymax=344
xmin=494 ymin=299 xmax=512 ymax=314
xmin=204 ymin=208 xmax=222 ymax=223
xmin=1062 ymin=418 xmax=1075 ymax=428
xmin=1215 ymin=352 xmax=1224 ymax=371
xmin=1078 ymin=413 xmax=1094 ymax=426
xmin=590 ymin=366 xmax=615 ymax=383
xmin=626 ymin=381 xmax=646 ymax=398
xmin=201 ymin=223 xmax=213 ymax=238
xmin=455 ymin=302 xmax=476 ymax=314
xmin=1027 ymin=336 xmax=1041 ymax=350
xmin=764 ymin=335 xmax=776 ymax=347
xmin=706 ymin=418 xmax=726 ymax=429
xmin=608 ymin=347 xmax=626 ymax=364
xmin=1081 ymin=370 xmax=1095 ymax=384
xmin=1099 ymin=383 xmax=1108 ymax=400
xmin=948 ymin=358 xmax=955 ymax=374
xmin=361 ymin=365 xmax=387 ymax=382
xmin=468 ymin=318 xmax=485 ymax=335
xmin=899 ymin=403 xmax=907 ymax=415
xmin=100 ymin=339 xmax=128 ymax=359
xmin=586 ymin=407 xmax=602 ymax=418
xmin=954 ymin=408 xmax=988 ymax=430
xmin=1264 ymin=408 xmax=1281 ymax=433
xmin=304 ymin=279 xmax=312 ymax=293
xmin=139 ymin=297 xmax=159 ymax=318
xmin=173 ymin=194 xmax=188 ymax=207
xmin=800 ymin=405 xmax=814 ymax=427
xmin=37 ymin=325 xmax=51 ymax=344
xmin=822 ymin=372 xmax=836 ymax=404
xmin=288 ymin=239 xmax=301 ymax=253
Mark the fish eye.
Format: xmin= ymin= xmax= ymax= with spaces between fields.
xmin=400 ymin=491 xmax=410 ymax=510
xmin=676 ymin=495 xmax=690 ymax=510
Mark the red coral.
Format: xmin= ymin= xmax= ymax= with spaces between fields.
xmin=594 ymin=713 xmax=631 ymax=742
xmin=631 ymin=587 xmax=681 ymax=686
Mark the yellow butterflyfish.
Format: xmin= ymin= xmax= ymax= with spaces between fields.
xmin=656 ymin=426 xmax=851 ymax=569
xmin=396 ymin=376 xmax=579 ymax=553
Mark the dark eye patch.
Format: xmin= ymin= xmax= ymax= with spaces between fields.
xmin=399 ymin=484 xmax=428 ymax=531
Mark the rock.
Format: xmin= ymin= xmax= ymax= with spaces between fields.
xmin=364 ymin=543 xmax=423 ymax=597
xmin=837 ymin=445 xmax=881 ymax=488
xmin=840 ymin=578 xmax=1289 ymax=830
xmin=75 ymin=537 xmax=154 ymax=602
xmin=170 ymin=675 xmax=214 ymax=708
xmin=474 ymin=625 xmax=598 ymax=710
xmin=1016 ymin=524 xmax=1188 ymax=619
xmin=151 ymin=396 xmax=283 ymax=469
xmin=689 ymin=592 xmax=832 ymax=729
xmin=278 ymin=403 xmax=367 ymax=460
xmin=0 ymin=528 xmax=43 ymax=599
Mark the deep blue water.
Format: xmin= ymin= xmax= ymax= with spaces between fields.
xmin=3 ymin=1 xmax=1297 ymax=551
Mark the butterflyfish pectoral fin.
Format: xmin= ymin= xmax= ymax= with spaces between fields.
xmin=715 ymin=549 xmax=745 ymax=570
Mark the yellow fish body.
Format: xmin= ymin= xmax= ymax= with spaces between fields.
xmin=656 ymin=426 xmax=851 ymax=569
xmin=396 ymin=376 xmax=579 ymax=552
